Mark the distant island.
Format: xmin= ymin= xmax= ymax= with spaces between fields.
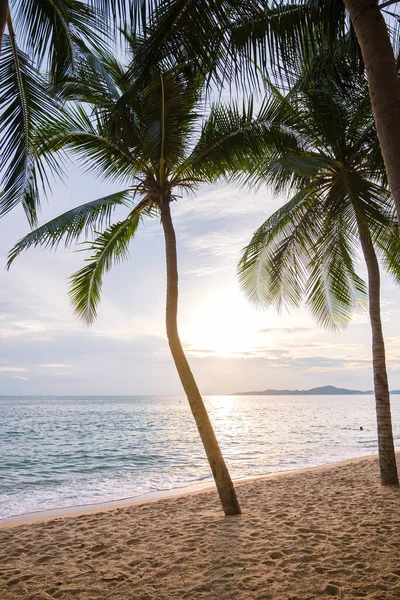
xmin=233 ymin=384 xmax=400 ymax=396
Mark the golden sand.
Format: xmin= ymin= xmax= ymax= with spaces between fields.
xmin=1 ymin=454 xmax=400 ymax=599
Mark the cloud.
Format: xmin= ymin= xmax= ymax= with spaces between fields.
xmin=12 ymin=375 xmax=28 ymax=381
xmin=288 ymin=356 xmax=373 ymax=372
xmin=39 ymin=363 xmax=75 ymax=368
xmin=172 ymin=185 xmax=277 ymax=223
xmin=0 ymin=320 xmax=57 ymax=338
xmin=258 ymin=327 xmax=312 ymax=334
xmin=184 ymin=347 xmax=215 ymax=354
xmin=184 ymin=345 xmax=375 ymax=374
xmin=184 ymin=229 xmax=252 ymax=260
xmin=0 ymin=326 xmax=175 ymax=391
xmin=183 ymin=266 xmax=226 ymax=278
xmin=0 ymin=269 xmax=82 ymax=341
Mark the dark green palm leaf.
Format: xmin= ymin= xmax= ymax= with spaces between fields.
xmin=7 ymin=190 xmax=134 ymax=267
xmin=178 ymin=98 xmax=279 ymax=182
xmin=69 ymin=211 xmax=143 ymax=324
xmin=305 ymin=216 xmax=367 ymax=329
xmin=126 ymin=0 xmax=358 ymax=91
xmin=59 ymin=41 xmax=125 ymax=105
xmin=35 ymin=103 xmax=144 ymax=183
xmin=374 ymin=220 xmax=400 ymax=282
xmin=139 ymin=68 xmax=203 ymax=173
xmin=88 ymin=0 xmax=149 ymax=34
xmin=0 ymin=33 xmax=57 ymax=224
xmin=11 ymin=0 xmax=105 ymax=85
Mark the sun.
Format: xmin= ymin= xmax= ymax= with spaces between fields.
xmin=181 ymin=286 xmax=265 ymax=358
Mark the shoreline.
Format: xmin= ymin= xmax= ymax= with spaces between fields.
xmin=0 ymin=452 xmax=380 ymax=529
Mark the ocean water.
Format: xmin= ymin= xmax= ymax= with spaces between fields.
xmin=1 ymin=394 xmax=399 ymax=520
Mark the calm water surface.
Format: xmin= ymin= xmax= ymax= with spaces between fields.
xmin=0 ymin=394 xmax=399 ymax=519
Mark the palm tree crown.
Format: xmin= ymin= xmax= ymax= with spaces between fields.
xmin=239 ymin=65 xmax=399 ymax=326
xmin=7 ymin=54 xmax=266 ymax=319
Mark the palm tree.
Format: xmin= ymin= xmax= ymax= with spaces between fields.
xmin=6 ymin=47 xmax=272 ymax=515
xmin=238 ymin=63 xmax=400 ymax=485
xmin=125 ymin=0 xmax=400 ymax=230
xmin=0 ymin=0 xmax=132 ymax=222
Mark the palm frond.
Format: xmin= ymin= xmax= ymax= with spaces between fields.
xmin=342 ymin=171 xmax=393 ymax=230
xmin=88 ymin=0 xmax=150 ymax=34
xmin=374 ymin=220 xmax=400 ymax=282
xmin=7 ymin=190 xmax=134 ymax=267
xmin=178 ymin=97 xmax=298 ymax=184
xmin=239 ymin=184 xmax=366 ymax=330
xmin=305 ymin=214 xmax=367 ymax=329
xmin=341 ymin=172 xmax=400 ymax=284
xmin=69 ymin=211 xmax=143 ymax=324
xmin=0 ymin=32 xmax=57 ymax=224
xmin=11 ymin=0 xmax=105 ymax=85
xmin=124 ymin=0 xmax=233 ymax=85
xmin=35 ymin=103 xmax=143 ymax=183
xmin=238 ymin=185 xmax=320 ymax=309
xmin=127 ymin=0 xmax=354 ymax=91
xmin=139 ymin=67 xmax=203 ymax=173
xmin=58 ymin=41 xmax=124 ymax=105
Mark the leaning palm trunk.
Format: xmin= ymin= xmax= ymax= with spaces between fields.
xmin=355 ymin=214 xmax=399 ymax=485
xmin=345 ymin=0 xmax=400 ymax=228
xmin=0 ymin=0 xmax=7 ymax=49
xmin=160 ymin=199 xmax=241 ymax=515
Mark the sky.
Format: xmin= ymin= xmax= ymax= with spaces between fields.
xmin=1 ymin=159 xmax=400 ymax=397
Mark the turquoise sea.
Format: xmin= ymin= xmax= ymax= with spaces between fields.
xmin=1 ymin=394 xmax=399 ymax=520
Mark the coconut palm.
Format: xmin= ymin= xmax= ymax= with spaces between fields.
xmin=238 ymin=63 xmax=400 ymax=485
xmin=6 ymin=46 xmax=275 ymax=514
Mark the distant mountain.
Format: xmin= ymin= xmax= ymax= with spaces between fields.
xmin=233 ymin=385 xmax=375 ymax=396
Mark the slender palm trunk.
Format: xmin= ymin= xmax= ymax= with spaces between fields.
xmin=345 ymin=0 xmax=400 ymax=227
xmin=355 ymin=214 xmax=398 ymax=485
xmin=0 ymin=0 xmax=8 ymax=50
xmin=160 ymin=199 xmax=241 ymax=515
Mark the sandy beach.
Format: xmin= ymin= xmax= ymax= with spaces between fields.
xmin=1 ymin=454 xmax=400 ymax=600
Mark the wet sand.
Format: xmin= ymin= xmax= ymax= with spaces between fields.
xmin=1 ymin=454 xmax=400 ymax=599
